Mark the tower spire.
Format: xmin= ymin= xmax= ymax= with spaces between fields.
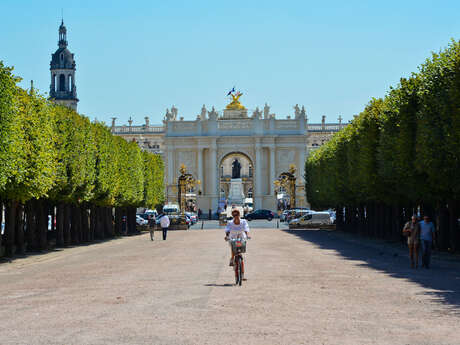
xmin=58 ymin=19 xmax=67 ymax=48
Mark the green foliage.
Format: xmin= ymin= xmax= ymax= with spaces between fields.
xmin=0 ymin=60 xmax=164 ymax=207
xmin=0 ymin=61 xmax=21 ymax=192
xmin=142 ymin=151 xmax=165 ymax=208
xmin=306 ymin=40 xmax=460 ymax=208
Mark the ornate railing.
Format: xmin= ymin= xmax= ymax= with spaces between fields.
xmin=111 ymin=125 xmax=164 ymax=134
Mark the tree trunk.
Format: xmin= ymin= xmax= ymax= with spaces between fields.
xmin=94 ymin=206 xmax=103 ymax=240
xmin=448 ymin=200 xmax=458 ymax=252
xmin=358 ymin=205 xmax=365 ymax=235
xmin=37 ymin=199 xmax=48 ymax=251
xmin=438 ymin=203 xmax=449 ymax=251
xmin=127 ymin=207 xmax=136 ymax=234
xmin=114 ymin=207 xmax=123 ymax=236
xmin=89 ymin=205 xmax=96 ymax=241
xmin=4 ymin=200 xmax=17 ymax=257
xmin=56 ymin=203 xmax=65 ymax=247
xmin=15 ymin=203 xmax=25 ymax=254
xmin=63 ymin=204 xmax=71 ymax=246
xmin=108 ymin=207 xmax=115 ymax=237
xmin=81 ymin=206 xmax=90 ymax=242
xmin=0 ymin=199 xmax=3 ymax=252
xmin=25 ymin=200 xmax=37 ymax=250
xmin=369 ymin=203 xmax=376 ymax=237
xmin=71 ymin=204 xmax=80 ymax=245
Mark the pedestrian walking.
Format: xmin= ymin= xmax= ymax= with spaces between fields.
xmin=159 ymin=212 xmax=170 ymax=240
xmin=149 ymin=214 xmax=156 ymax=241
xmin=419 ymin=215 xmax=436 ymax=269
xmin=198 ymin=208 xmax=202 ymax=220
xmin=402 ymin=215 xmax=420 ymax=268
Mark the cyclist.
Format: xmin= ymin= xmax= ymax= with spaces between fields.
xmin=225 ymin=209 xmax=250 ymax=266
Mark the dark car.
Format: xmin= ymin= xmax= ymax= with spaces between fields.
xmin=245 ymin=209 xmax=275 ymax=221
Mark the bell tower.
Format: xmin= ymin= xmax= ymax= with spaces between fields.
xmin=49 ymin=20 xmax=78 ymax=110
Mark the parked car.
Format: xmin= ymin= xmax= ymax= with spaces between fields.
xmin=280 ymin=210 xmax=290 ymax=222
xmin=163 ymin=204 xmax=180 ymax=214
xmin=136 ymin=215 xmax=148 ymax=226
xmin=245 ymin=209 xmax=275 ymax=221
xmin=286 ymin=209 xmax=312 ymax=223
xmin=323 ymin=209 xmax=336 ymax=224
xmin=137 ymin=213 xmax=149 ymax=221
xmin=184 ymin=214 xmax=191 ymax=227
xmin=289 ymin=211 xmax=333 ymax=228
xmin=185 ymin=212 xmax=197 ymax=225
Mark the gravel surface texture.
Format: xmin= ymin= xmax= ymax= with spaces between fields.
xmin=1 ymin=225 xmax=459 ymax=345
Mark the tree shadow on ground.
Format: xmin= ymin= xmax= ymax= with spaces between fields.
xmin=0 ymin=233 xmax=138 ymax=265
xmin=284 ymin=228 xmax=460 ymax=313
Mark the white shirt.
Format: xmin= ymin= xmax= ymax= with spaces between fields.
xmin=225 ymin=219 xmax=249 ymax=239
xmin=160 ymin=215 xmax=170 ymax=228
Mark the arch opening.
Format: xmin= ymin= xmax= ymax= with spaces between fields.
xmin=59 ymin=74 xmax=66 ymax=91
xmin=218 ymin=152 xmax=254 ymax=209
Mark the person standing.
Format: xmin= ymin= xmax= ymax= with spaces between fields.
xmin=402 ymin=215 xmax=420 ymax=268
xmin=149 ymin=214 xmax=156 ymax=241
xmin=419 ymin=215 xmax=436 ymax=269
xmin=159 ymin=212 xmax=170 ymax=241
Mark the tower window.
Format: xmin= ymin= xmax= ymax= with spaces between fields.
xmin=60 ymin=53 xmax=64 ymax=61
xmin=59 ymin=74 xmax=66 ymax=91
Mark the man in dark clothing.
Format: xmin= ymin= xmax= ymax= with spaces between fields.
xmin=149 ymin=214 xmax=156 ymax=241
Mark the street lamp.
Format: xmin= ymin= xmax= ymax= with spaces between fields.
xmin=273 ymin=164 xmax=297 ymax=209
xmin=178 ymin=164 xmax=200 ymax=214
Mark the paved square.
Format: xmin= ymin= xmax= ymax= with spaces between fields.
xmin=1 ymin=225 xmax=459 ymax=345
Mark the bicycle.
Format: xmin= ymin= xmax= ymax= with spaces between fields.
xmin=227 ymin=237 xmax=250 ymax=286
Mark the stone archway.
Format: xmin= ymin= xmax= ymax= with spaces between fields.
xmin=218 ymin=152 xmax=254 ymax=207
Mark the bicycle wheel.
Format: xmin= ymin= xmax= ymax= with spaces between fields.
xmin=234 ymin=257 xmax=240 ymax=285
xmin=237 ymin=257 xmax=243 ymax=286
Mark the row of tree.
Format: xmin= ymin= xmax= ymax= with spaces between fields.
xmin=305 ymin=40 xmax=460 ymax=252
xmin=0 ymin=61 xmax=164 ymax=257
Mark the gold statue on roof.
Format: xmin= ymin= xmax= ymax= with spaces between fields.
xmin=225 ymin=89 xmax=246 ymax=110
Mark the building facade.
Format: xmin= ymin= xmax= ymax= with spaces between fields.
xmin=112 ymin=102 xmax=347 ymax=212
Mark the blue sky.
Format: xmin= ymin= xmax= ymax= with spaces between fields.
xmin=1 ymin=0 xmax=459 ymax=125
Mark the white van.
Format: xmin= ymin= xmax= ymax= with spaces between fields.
xmin=163 ymin=204 xmax=180 ymax=214
xmin=289 ymin=211 xmax=333 ymax=229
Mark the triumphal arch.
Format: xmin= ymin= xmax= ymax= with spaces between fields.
xmin=164 ymin=93 xmax=308 ymax=212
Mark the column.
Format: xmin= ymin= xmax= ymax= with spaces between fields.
xmin=269 ymin=145 xmax=275 ymax=195
xmin=297 ymin=145 xmax=305 ymax=180
xmin=197 ymin=147 xmax=203 ymax=186
xmin=51 ymin=73 xmax=55 ymax=92
xmin=167 ymin=145 xmax=174 ymax=185
xmin=209 ymin=140 xmax=218 ymax=211
xmin=297 ymin=145 xmax=306 ymax=207
xmin=255 ymin=138 xmax=262 ymax=209
xmin=210 ymin=140 xmax=217 ymax=196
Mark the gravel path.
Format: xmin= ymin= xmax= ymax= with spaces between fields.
xmin=0 ymin=226 xmax=459 ymax=345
